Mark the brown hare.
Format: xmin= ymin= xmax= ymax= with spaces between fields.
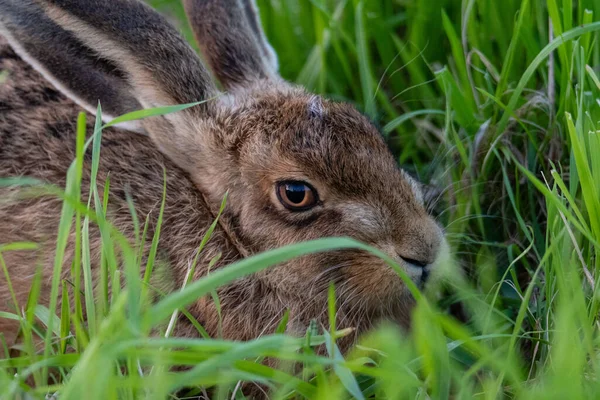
xmin=0 ymin=0 xmax=447 ymax=355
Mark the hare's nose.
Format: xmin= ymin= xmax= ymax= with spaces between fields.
xmin=398 ymin=255 xmax=429 ymax=269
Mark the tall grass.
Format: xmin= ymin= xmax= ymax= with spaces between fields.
xmin=1 ymin=0 xmax=600 ymax=398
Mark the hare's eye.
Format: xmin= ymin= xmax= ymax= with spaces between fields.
xmin=276 ymin=181 xmax=318 ymax=211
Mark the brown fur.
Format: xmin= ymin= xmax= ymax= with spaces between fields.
xmin=0 ymin=0 xmax=446 ymax=362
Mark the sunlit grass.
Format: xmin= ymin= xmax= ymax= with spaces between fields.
xmin=2 ymin=0 xmax=600 ymax=398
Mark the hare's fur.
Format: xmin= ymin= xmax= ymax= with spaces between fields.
xmin=0 ymin=0 xmax=446 ymax=356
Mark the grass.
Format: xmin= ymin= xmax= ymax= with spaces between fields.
xmin=2 ymin=0 xmax=600 ymax=398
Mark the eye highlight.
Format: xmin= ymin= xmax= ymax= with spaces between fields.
xmin=276 ymin=181 xmax=319 ymax=211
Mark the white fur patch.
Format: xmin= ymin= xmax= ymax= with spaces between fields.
xmin=341 ymin=202 xmax=380 ymax=233
xmin=307 ymin=95 xmax=324 ymax=119
xmin=263 ymin=40 xmax=279 ymax=73
xmin=218 ymin=92 xmax=244 ymax=112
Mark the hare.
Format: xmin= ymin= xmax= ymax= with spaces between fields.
xmin=0 ymin=0 xmax=447 ymax=355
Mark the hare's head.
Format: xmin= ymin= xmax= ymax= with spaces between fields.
xmin=0 ymin=0 xmax=447 ymax=329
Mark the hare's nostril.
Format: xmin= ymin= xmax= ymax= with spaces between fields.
xmin=399 ymin=256 xmax=428 ymax=269
xmin=421 ymin=268 xmax=431 ymax=285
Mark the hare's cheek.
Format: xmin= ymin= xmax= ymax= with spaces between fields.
xmin=256 ymin=257 xmax=321 ymax=290
xmin=340 ymin=259 xmax=419 ymax=306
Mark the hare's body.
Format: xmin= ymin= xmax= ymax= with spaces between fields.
xmin=0 ymin=38 xmax=232 ymax=340
xmin=0 ymin=0 xmax=447 ymax=360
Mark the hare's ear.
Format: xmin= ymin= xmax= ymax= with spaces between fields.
xmin=183 ymin=0 xmax=279 ymax=89
xmin=0 ymin=0 xmax=216 ymax=135
xmin=0 ymin=0 xmax=141 ymax=131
